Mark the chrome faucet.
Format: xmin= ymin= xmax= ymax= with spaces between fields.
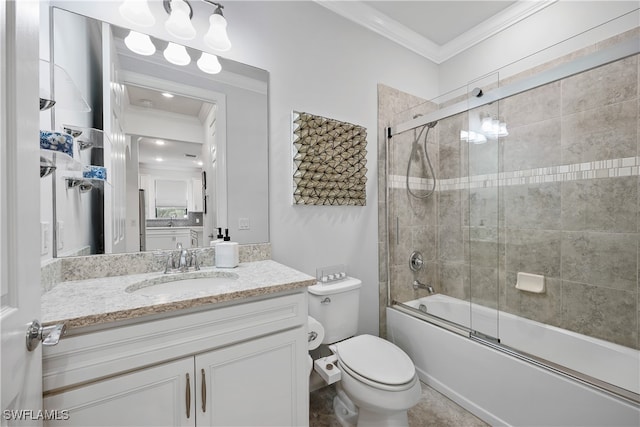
xmin=413 ymin=279 xmax=435 ymax=294
xmin=165 ymin=243 xmax=200 ymax=273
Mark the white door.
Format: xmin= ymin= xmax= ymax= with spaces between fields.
xmin=0 ymin=0 xmax=44 ymax=422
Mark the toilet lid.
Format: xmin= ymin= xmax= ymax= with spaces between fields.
xmin=335 ymin=335 xmax=415 ymax=385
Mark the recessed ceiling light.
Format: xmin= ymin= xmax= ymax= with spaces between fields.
xmin=161 ymin=92 xmax=174 ymax=98
xmin=155 ymin=139 xmax=165 ymax=145
xmin=155 ymin=157 xmax=163 ymax=162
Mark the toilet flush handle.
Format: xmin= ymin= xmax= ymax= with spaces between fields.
xmin=321 ymin=297 xmax=331 ymax=304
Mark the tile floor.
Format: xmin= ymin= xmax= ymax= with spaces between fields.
xmin=309 ymin=382 xmax=489 ymax=427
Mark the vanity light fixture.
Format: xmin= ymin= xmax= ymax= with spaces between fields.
xmin=164 ymin=0 xmax=197 ymax=40
xmin=124 ymin=30 xmax=156 ymax=56
xmin=119 ymin=0 xmax=155 ymax=28
xmin=197 ymin=52 xmax=222 ymax=74
xmin=161 ymin=0 xmax=231 ymax=51
xmin=164 ymin=42 xmax=191 ymax=66
xmin=203 ymin=3 xmax=231 ymax=52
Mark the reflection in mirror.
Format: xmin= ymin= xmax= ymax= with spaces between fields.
xmin=41 ymin=7 xmax=269 ymax=260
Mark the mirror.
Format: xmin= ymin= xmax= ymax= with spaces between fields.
xmin=40 ymin=7 xmax=269 ymax=259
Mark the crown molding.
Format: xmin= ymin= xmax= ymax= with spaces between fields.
xmin=314 ymin=0 xmax=557 ymax=64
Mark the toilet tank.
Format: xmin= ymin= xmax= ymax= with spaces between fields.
xmin=308 ymin=277 xmax=361 ymax=344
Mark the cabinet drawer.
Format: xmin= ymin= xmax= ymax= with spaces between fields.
xmin=43 ymin=291 xmax=307 ymax=393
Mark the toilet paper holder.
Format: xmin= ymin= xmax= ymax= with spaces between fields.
xmin=314 ymin=355 xmax=341 ymax=385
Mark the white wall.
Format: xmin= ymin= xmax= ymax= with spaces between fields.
xmin=438 ymin=1 xmax=640 ymax=95
xmin=50 ymin=0 xmax=437 ymax=335
xmin=228 ymin=2 xmax=438 ymax=335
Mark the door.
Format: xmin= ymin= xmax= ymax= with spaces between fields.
xmin=0 ymin=0 xmax=44 ymax=421
xmin=196 ymin=328 xmax=307 ymax=426
xmin=43 ymin=358 xmax=195 ymax=427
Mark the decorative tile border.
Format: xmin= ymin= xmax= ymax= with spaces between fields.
xmin=389 ymin=157 xmax=640 ymax=191
xmin=292 ymin=111 xmax=367 ymax=206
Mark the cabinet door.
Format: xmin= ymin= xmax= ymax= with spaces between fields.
xmin=196 ymin=328 xmax=307 ymax=426
xmin=44 ymin=358 xmax=196 ymax=427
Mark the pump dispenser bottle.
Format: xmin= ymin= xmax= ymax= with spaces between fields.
xmin=215 ymin=228 xmax=239 ymax=268
xmin=210 ymin=227 xmax=224 ymax=247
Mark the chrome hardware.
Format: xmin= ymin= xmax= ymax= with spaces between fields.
xmin=409 ymin=251 xmax=423 ymax=272
xmin=77 ymin=140 xmax=94 ymax=150
xmin=308 ymin=331 xmax=318 ymax=342
xmin=26 ymin=320 xmax=66 ymax=351
xmin=165 ymin=243 xmax=200 ymax=273
xmin=186 ymin=373 xmax=191 ymax=419
xmin=413 ymin=279 xmax=435 ymax=294
xmin=201 ymin=369 xmax=207 ymax=412
xmin=321 ymin=297 xmax=331 ymax=305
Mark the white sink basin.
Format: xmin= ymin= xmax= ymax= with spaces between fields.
xmin=126 ymin=272 xmax=239 ymax=297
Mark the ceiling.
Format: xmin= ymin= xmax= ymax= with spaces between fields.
xmin=316 ymin=0 xmax=556 ymax=63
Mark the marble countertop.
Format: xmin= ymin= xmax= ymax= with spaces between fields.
xmin=41 ymin=260 xmax=315 ymax=330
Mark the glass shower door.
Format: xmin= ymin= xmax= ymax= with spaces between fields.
xmin=465 ymin=73 xmax=502 ymax=341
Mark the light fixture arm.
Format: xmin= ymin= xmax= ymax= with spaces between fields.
xmin=163 ymin=0 xmax=194 ymax=19
xmin=203 ymin=1 xmax=224 ymax=11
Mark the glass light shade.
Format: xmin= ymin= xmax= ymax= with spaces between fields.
xmin=165 ymin=0 xmax=196 ymax=40
xmin=481 ymin=116 xmax=493 ymax=133
xmin=124 ymin=31 xmax=156 ymax=56
xmin=197 ymin=52 xmax=222 ymax=74
xmin=163 ymin=42 xmax=191 ymax=66
xmin=119 ymin=0 xmax=155 ymax=27
xmin=204 ymin=13 xmax=231 ymax=52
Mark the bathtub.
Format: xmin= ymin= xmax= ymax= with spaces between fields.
xmin=387 ymin=294 xmax=640 ymax=426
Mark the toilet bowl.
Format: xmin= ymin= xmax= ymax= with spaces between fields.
xmin=308 ymin=278 xmax=421 ymax=426
xmin=332 ymin=334 xmax=422 ymax=426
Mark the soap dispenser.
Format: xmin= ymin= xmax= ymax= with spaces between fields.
xmin=215 ymin=228 xmax=239 ymax=268
xmin=210 ymin=227 xmax=224 ymax=247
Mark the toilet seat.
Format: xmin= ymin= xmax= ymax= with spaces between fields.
xmin=335 ymin=335 xmax=417 ymax=391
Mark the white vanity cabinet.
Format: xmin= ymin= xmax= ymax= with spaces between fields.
xmin=44 ymin=358 xmax=194 ymax=426
xmin=42 ymin=292 xmax=308 ymax=426
xmin=146 ymin=227 xmax=193 ymax=250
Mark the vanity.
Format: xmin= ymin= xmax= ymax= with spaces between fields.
xmin=146 ymin=226 xmax=204 ymax=250
xmin=40 ymin=256 xmax=314 ymax=426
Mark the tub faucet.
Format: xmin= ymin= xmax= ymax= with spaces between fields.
xmin=413 ymin=279 xmax=435 ymax=294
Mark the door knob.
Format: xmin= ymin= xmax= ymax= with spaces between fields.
xmin=26 ymin=320 xmax=66 ymax=351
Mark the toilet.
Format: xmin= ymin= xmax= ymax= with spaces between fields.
xmin=308 ymin=277 xmax=422 ymax=427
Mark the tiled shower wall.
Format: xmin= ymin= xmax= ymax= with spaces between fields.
xmin=378 ymin=30 xmax=639 ymax=350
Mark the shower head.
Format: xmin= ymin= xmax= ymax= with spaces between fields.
xmin=471 ymin=87 xmax=483 ymax=98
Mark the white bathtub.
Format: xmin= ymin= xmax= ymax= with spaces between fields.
xmin=387 ymin=294 xmax=640 ymax=426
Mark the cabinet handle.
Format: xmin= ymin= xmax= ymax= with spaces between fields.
xmin=186 ymin=373 xmax=191 ymax=419
xmin=201 ymin=368 xmax=207 ymax=413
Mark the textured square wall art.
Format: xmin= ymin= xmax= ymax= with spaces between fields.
xmin=292 ymin=111 xmax=367 ymax=206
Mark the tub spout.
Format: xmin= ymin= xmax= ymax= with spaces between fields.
xmin=413 ymin=279 xmax=434 ymax=294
